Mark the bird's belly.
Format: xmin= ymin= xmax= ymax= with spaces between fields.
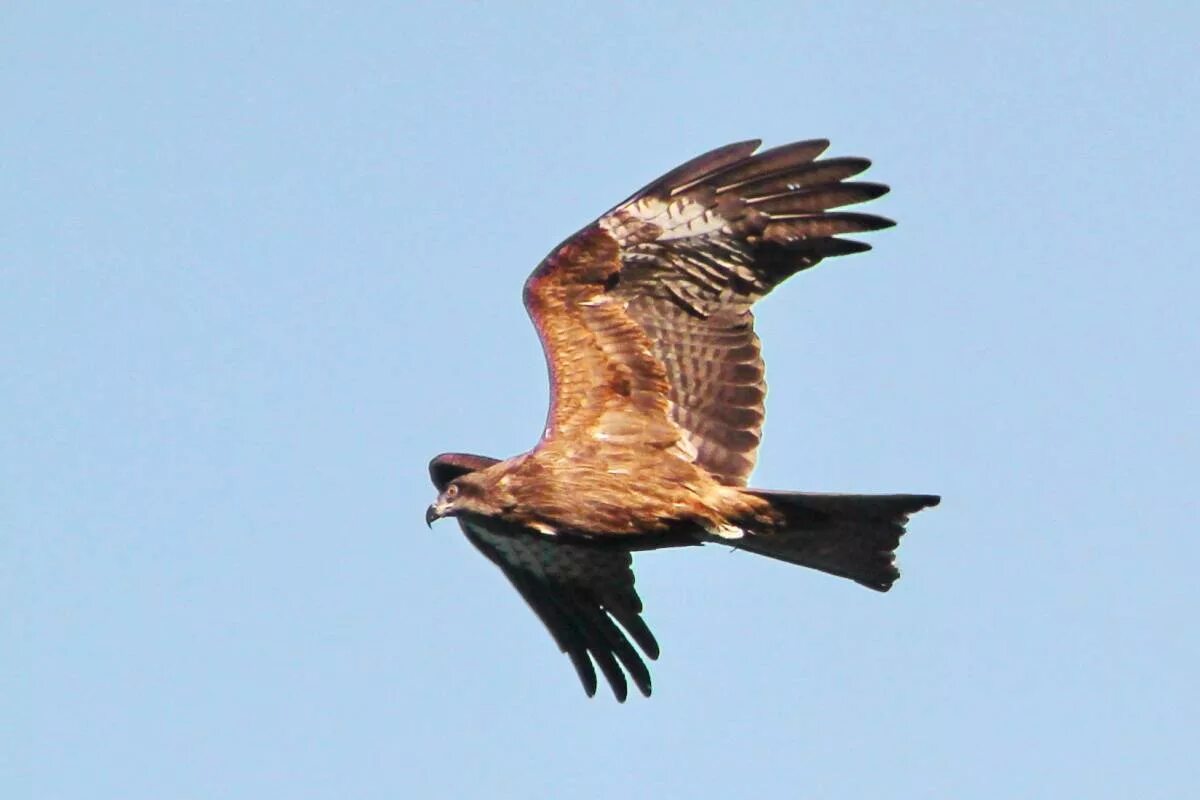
xmin=503 ymin=460 xmax=720 ymax=537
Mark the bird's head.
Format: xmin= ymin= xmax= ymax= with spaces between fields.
xmin=425 ymin=472 xmax=488 ymax=526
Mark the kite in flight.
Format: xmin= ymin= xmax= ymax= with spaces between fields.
xmin=426 ymin=139 xmax=939 ymax=700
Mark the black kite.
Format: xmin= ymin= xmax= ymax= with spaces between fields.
xmin=426 ymin=139 xmax=939 ymax=700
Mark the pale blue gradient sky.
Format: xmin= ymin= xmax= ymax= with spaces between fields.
xmin=7 ymin=3 xmax=1199 ymax=798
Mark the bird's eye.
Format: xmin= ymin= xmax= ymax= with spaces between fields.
xmin=445 ymin=484 xmax=460 ymax=499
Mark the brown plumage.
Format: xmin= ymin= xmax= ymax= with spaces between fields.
xmin=426 ymin=139 xmax=940 ymax=701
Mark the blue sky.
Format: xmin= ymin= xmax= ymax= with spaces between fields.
xmin=7 ymin=3 xmax=1198 ymax=798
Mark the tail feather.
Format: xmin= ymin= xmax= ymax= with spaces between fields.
xmin=727 ymin=490 xmax=941 ymax=591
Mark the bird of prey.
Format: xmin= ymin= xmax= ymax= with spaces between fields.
xmin=426 ymin=139 xmax=939 ymax=701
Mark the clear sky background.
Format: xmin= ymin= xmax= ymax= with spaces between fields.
xmin=6 ymin=3 xmax=1198 ymax=798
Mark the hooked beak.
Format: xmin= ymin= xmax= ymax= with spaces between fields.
xmin=425 ymin=504 xmax=441 ymax=528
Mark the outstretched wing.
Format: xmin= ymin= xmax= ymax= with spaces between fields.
xmin=524 ymin=139 xmax=892 ymax=484
xmin=459 ymin=518 xmax=659 ymax=701
xmin=428 ymin=453 xmax=659 ymax=700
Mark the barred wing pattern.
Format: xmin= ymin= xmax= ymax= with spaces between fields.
xmin=599 ymin=139 xmax=891 ymax=484
xmin=529 ymin=140 xmax=893 ymax=484
xmin=429 ymin=453 xmax=658 ymax=700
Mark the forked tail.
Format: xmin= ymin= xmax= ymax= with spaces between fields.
xmin=728 ymin=490 xmax=941 ymax=591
